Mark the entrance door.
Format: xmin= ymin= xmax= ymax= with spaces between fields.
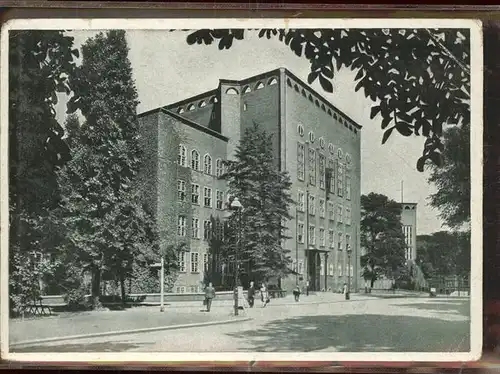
xmin=307 ymin=252 xmax=321 ymax=292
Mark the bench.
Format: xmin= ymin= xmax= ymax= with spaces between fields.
xmin=22 ymin=297 xmax=53 ymax=316
xmin=268 ymin=289 xmax=287 ymax=298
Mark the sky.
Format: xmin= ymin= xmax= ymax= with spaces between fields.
xmin=55 ymin=29 xmax=446 ymax=235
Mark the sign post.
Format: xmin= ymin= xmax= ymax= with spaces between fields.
xmin=160 ymin=256 xmax=165 ymax=312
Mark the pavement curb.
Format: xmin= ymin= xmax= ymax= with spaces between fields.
xmin=10 ymin=316 xmax=252 ymax=349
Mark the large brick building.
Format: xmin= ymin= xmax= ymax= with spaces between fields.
xmin=138 ymin=68 xmax=362 ymax=294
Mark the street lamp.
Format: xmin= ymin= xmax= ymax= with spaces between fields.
xmin=346 ymin=244 xmax=352 ymax=300
xmin=230 ymin=197 xmax=243 ymax=316
xmin=150 ymin=257 xmax=165 ymax=312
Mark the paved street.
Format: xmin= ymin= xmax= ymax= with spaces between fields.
xmin=12 ymin=295 xmax=470 ymax=353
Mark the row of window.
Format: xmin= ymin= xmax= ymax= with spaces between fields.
xmin=297 ymin=143 xmax=352 ymax=199
xmin=177 ymin=216 xmax=224 ymax=240
xmin=298 ymin=127 xmax=353 ymax=164
xmin=178 ymin=180 xmax=225 ymax=209
xmin=291 ymin=260 xmax=354 ymax=277
xmin=178 ymin=252 xmax=209 ymax=273
xmin=297 ymin=223 xmax=352 ymax=250
xmin=297 ymin=193 xmax=352 ymax=223
xmin=178 ymin=145 xmax=225 ymax=176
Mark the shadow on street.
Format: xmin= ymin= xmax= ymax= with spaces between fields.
xmin=397 ymin=302 xmax=470 ymax=317
xmin=12 ymin=340 xmax=152 ymax=353
xmin=227 ymin=314 xmax=470 ymax=352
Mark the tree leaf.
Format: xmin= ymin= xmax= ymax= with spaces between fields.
xmin=382 ymin=126 xmax=395 ymax=144
xmin=318 ymin=74 xmax=333 ymax=93
xmin=307 ymin=71 xmax=319 ymax=84
xmin=370 ymin=105 xmax=381 ymax=120
xmin=396 ymin=121 xmax=414 ymax=136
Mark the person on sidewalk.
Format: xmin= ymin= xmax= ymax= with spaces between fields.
xmin=260 ymin=283 xmax=270 ymax=307
xmin=204 ymin=282 xmax=216 ymax=312
xmin=247 ymin=281 xmax=256 ymax=308
xmin=293 ymin=285 xmax=301 ymax=302
xmin=306 ymin=280 xmax=310 ymax=296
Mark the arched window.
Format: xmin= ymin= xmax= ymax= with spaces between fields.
xmin=268 ymin=77 xmax=278 ymax=85
xmin=297 ymin=124 xmax=304 ymax=137
xmin=327 ymin=109 xmax=332 ymax=116
xmin=315 ymin=100 xmax=320 ymax=107
xmin=187 ymin=104 xmax=195 ymax=111
xmin=321 ymin=104 xmax=326 ymax=111
xmin=319 ymin=137 xmax=325 ymax=149
xmin=216 ymin=159 xmax=224 ymax=177
xmin=177 ymin=107 xmax=185 ymax=114
xmin=294 ymin=84 xmax=300 ymax=92
xmin=209 ymin=96 xmax=218 ymax=104
xmin=308 ymin=94 xmax=313 ymax=102
xmin=308 ymin=131 xmax=315 ymax=143
xmin=204 ymin=154 xmax=212 ymax=175
xmin=328 ymin=143 xmax=335 ymax=155
xmin=199 ymin=100 xmax=207 ymax=108
xmin=191 ymin=150 xmax=200 ymax=171
xmin=226 ymin=88 xmax=239 ymax=95
xmin=178 ymin=144 xmax=187 ymax=167
xmin=256 ymin=82 xmax=264 ymax=90
xmin=287 ymin=78 xmax=292 ymax=87
xmin=301 ymin=89 xmax=306 ymax=97
xmin=337 ymin=148 xmax=343 ymax=159
xmin=243 ymin=85 xmax=251 ymax=93
xmin=333 ymin=112 xmax=338 ymax=120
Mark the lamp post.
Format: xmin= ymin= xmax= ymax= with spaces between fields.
xmin=230 ymin=197 xmax=243 ymax=316
xmin=150 ymin=258 xmax=165 ymax=312
xmin=346 ymin=244 xmax=352 ymax=300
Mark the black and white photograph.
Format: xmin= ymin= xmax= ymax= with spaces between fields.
xmin=1 ymin=18 xmax=482 ymax=362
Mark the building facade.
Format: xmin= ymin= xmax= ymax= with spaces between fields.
xmin=138 ymin=68 xmax=362 ymax=294
xmin=401 ymin=202 xmax=418 ymax=262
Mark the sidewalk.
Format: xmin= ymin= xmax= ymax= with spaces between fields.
xmin=9 ymin=304 xmax=243 ymax=346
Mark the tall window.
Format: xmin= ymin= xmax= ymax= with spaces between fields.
xmin=190 ymin=252 xmax=199 ymax=273
xmin=337 ymin=205 xmax=343 ymax=223
xmin=309 ymin=225 xmax=316 ymax=245
xmin=203 ymin=253 xmax=209 ymax=271
xmin=329 ymin=229 xmax=335 ymax=248
xmin=329 ymin=263 xmax=334 ymax=276
xmin=338 ymin=233 xmax=343 ymax=251
xmin=319 ymin=153 xmax=326 ymax=189
xmin=191 ymin=184 xmax=200 ymax=204
xmin=346 ymin=234 xmax=351 ymax=251
xmin=215 ymin=221 xmax=224 ymax=240
xmin=346 ymin=175 xmax=352 ymax=200
xmin=319 ymin=228 xmax=326 ymax=247
xmin=297 ymin=143 xmax=305 ymax=181
xmin=337 ymin=161 xmax=344 ymax=197
xmin=319 ymin=198 xmax=326 ymax=218
xmin=297 ymin=190 xmax=305 ymax=212
xmin=203 ymin=220 xmax=212 ymax=240
xmin=178 ymin=252 xmax=186 ymax=272
xmin=328 ymin=158 xmax=335 ymax=193
xmin=346 ymin=208 xmax=351 ymax=225
xmin=177 ymin=215 xmax=186 ymax=237
xmin=216 ymin=159 xmax=224 ymax=177
xmin=297 ymin=222 xmax=305 ymax=243
xmin=298 ymin=261 xmax=303 ymax=274
xmin=338 ymin=263 xmax=343 ymax=276
xmin=178 ymin=145 xmax=187 ymax=167
xmin=204 ymin=154 xmax=212 ymax=174
xmin=192 ymin=218 xmax=199 ymax=239
xmin=204 ymin=187 xmax=212 ymax=207
xmin=308 ymin=194 xmax=316 ymax=215
xmin=178 ymin=180 xmax=186 ymax=201
xmin=308 ymin=148 xmax=317 ymax=186
xmin=328 ymin=201 xmax=335 ymax=221
xmin=320 ymin=262 xmax=325 ymax=276
xmin=216 ymin=190 xmax=224 ymax=209
xmin=191 ymin=150 xmax=200 ymax=171
xmin=403 ymin=225 xmax=413 ymax=260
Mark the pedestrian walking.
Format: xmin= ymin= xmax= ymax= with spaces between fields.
xmin=306 ymin=280 xmax=310 ymax=296
xmin=342 ymin=282 xmax=348 ymax=295
xmin=260 ymin=283 xmax=270 ymax=307
xmin=292 ymin=285 xmax=301 ymax=302
xmin=204 ymin=282 xmax=216 ymax=312
xmin=247 ymin=281 xmax=256 ymax=308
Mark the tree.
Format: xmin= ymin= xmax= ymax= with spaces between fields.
xmin=427 ymin=121 xmax=470 ymax=230
xmin=59 ymin=30 xmax=158 ymax=308
xmin=183 ymin=28 xmax=470 ymax=171
xmin=222 ymin=123 xmax=294 ymax=285
xmin=360 ymin=193 xmax=407 ymax=287
xmin=9 ymin=31 xmax=78 ymax=311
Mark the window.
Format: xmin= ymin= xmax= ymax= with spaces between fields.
xmin=338 ymin=263 xmax=343 ymax=276
xmin=319 ymin=228 xmax=326 ymax=247
xmin=338 ymin=233 xmax=343 ymax=251
xmin=337 ymin=161 xmax=344 ymax=197
xmin=319 ymin=153 xmax=326 ymax=189
xmin=178 ymin=252 xmax=186 ymax=272
xmin=337 ymin=148 xmax=344 ymax=159
xmin=204 ymin=187 xmax=212 ymax=207
xmin=203 ymin=253 xmax=209 ymax=271
xmin=216 ymin=190 xmax=224 ymax=209
xmin=319 ymin=137 xmax=326 ymax=149
xmin=346 ymin=175 xmax=352 ymax=200
xmin=308 ymin=194 xmax=316 ymax=215
xmin=328 ymin=158 xmax=335 ymax=193
xmin=309 ymin=225 xmax=316 ymax=245
xmin=192 ymin=218 xmax=200 ymax=239
xmin=346 ymin=153 xmax=352 ymax=168
xmin=329 ymin=263 xmax=334 ymax=276
xmin=268 ymin=77 xmax=278 ymax=85
xmin=204 ymin=154 xmax=212 ymax=174
xmin=191 ymin=184 xmax=200 ymax=204
xmin=350 ymin=265 xmax=354 ymax=277
xmin=320 ymin=262 xmax=324 ymax=276
xmin=329 ymin=229 xmax=335 ymax=248
xmin=346 ymin=208 xmax=351 ymax=225
xmin=199 ymin=100 xmax=206 ymax=108
xmin=308 ymin=148 xmax=317 ymax=186
xmin=328 ymin=143 xmax=335 ymax=155
xmin=178 ymin=180 xmax=186 ymax=201
xmin=203 ymin=220 xmax=212 ymax=240
xmin=346 ymin=234 xmax=351 ymax=252
xmin=297 ymin=124 xmax=304 ymax=137
xmin=297 ymin=190 xmax=305 ymax=212
xmin=177 ymin=216 xmax=186 ymax=237
xmin=319 ymin=198 xmax=325 ymax=218
xmin=297 ymin=142 xmax=305 ymax=181
xmin=308 ymin=131 xmax=315 ymax=143
xmin=243 ymin=103 xmax=248 ymax=111
xmin=216 ymin=159 xmax=223 ymax=177
xmin=292 ymin=260 xmax=297 ymax=273
xmin=298 ymin=261 xmax=303 ymax=274
xmin=190 ymin=252 xmax=199 ymax=273
xmin=215 ymin=221 xmax=224 ymax=240
xmin=187 ymin=104 xmax=195 ymax=111
xmin=256 ymin=82 xmax=264 ymax=90
xmin=178 ymin=145 xmax=187 ymax=166
xmin=243 ymin=85 xmax=251 ymax=93
xmin=226 ymin=88 xmax=239 ymax=95
xmin=328 ymin=201 xmax=335 ymax=221
xmin=338 ymin=205 xmax=343 ymax=223
xmin=297 ymin=222 xmax=305 ymax=243
xmin=191 ymin=150 xmax=200 ymax=171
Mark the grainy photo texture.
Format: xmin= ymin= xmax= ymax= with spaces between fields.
xmin=1 ymin=19 xmax=482 ymax=362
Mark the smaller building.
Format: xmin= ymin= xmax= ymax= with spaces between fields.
xmin=400 ymin=202 xmax=417 ymax=262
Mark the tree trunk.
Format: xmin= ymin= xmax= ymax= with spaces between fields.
xmin=91 ymin=266 xmax=102 ymax=309
xmin=120 ymin=275 xmax=126 ymax=305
